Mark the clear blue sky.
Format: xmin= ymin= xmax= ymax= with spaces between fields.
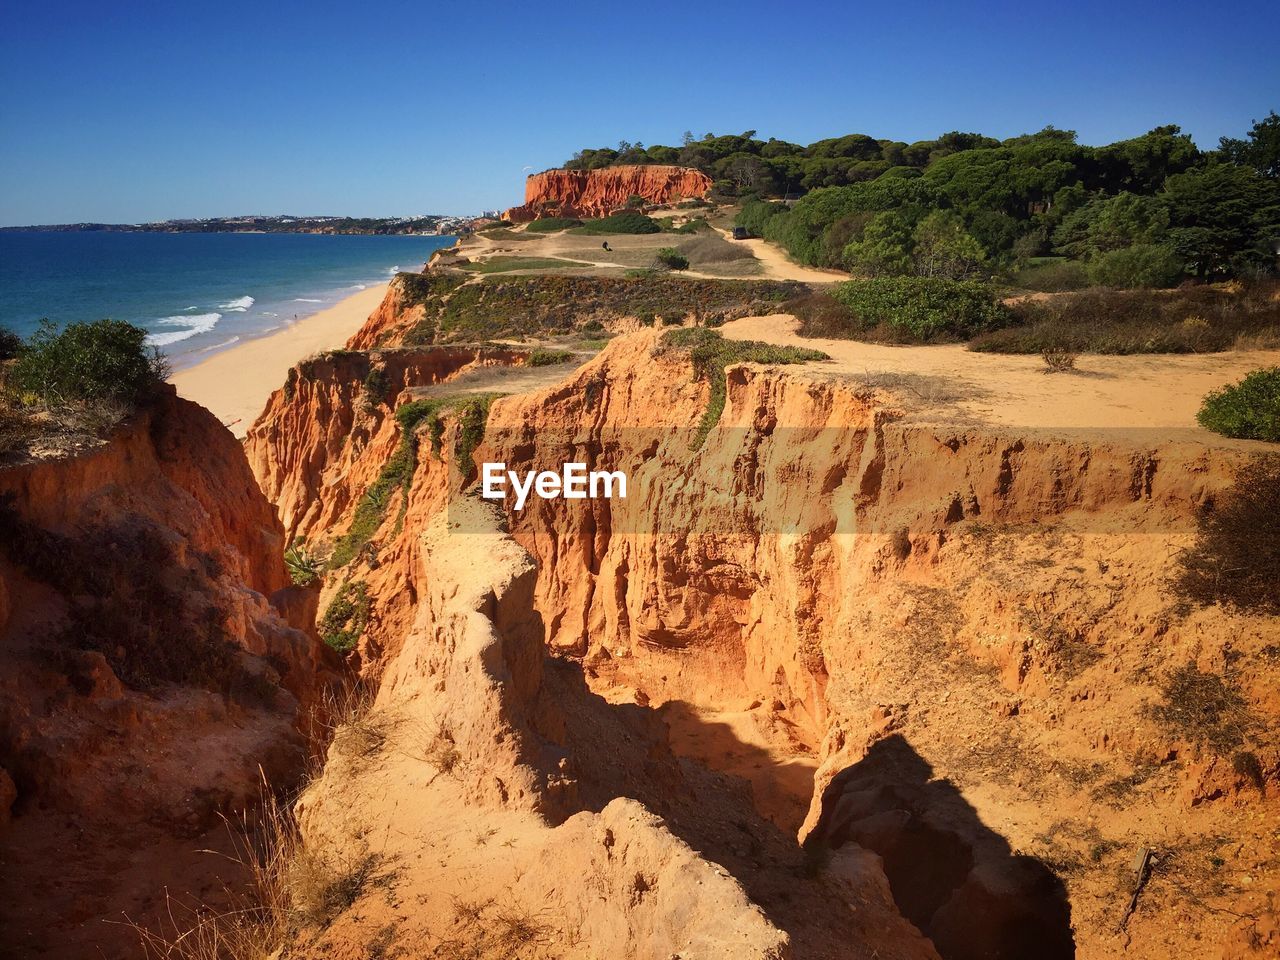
xmin=2 ymin=0 xmax=1277 ymax=225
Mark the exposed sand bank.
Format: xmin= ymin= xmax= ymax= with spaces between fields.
xmin=171 ymin=284 xmax=388 ymax=436
xmin=722 ymin=312 xmax=1280 ymax=437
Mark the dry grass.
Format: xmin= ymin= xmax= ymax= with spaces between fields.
xmin=131 ymin=792 xmax=299 ymax=960
xmin=440 ymin=898 xmax=555 ymax=960
xmin=1177 ymin=456 xmax=1280 ymax=614
xmin=1041 ymin=346 xmax=1078 ymax=373
xmin=1151 ymin=664 xmax=1253 ymax=754
xmin=287 ymin=843 xmax=381 ymax=928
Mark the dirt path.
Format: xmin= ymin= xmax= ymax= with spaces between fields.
xmin=721 ymin=313 xmax=1280 ymax=438
xmin=713 ymin=229 xmax=847 ymax=284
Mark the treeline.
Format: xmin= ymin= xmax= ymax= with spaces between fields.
xmin=568 ymin=115 xmax=1280 ymax=283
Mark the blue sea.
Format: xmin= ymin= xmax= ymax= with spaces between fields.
xmin=0 ymin=231 xmax=456 ymax=368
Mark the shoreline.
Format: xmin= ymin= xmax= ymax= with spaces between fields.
xmin=171 ymin=282 xmax=389 ymax=436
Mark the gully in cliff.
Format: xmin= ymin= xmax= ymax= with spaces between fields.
xmin=481 ymin=461 xmax=627 ymax=511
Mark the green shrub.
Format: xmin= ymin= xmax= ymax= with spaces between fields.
xmin=574 ymin=212 xmax=662 ymax=235
xmin=1177 ymin=455 xmax=1280 ymax=613
xmin=0 ymin=327 xmax=21 ymax=362
xmin=524 ymin=217 xmax=583 ymax=233
xmin=1197 ymin=367 xmax=1280 ymax=441
xmin=735 ymin=199 xmax=787 ymax=238
xmin=831 ymin=277 xmax=1009 ymax=342
xmin=285 ymin=542 xmax=321 ymax=587
xmin=320 ymin=581 xmax=371 ymax=652
xmin=659 ymin=328 xmax=827 ymax=448
xmin=1088 ymin=244 xmax=1183 ymax=289
xmin=528 ymin=348 xmax=572 ymax=366
xmin=970 ymin=283 xmax=1280 ymax=355
xmin=655 ymin=248 xmax=690 ymax=271
xmin=361 ymin=365 xmax=390 ymax=409
xmin=12 ymin=319 xmax=168 ymax=405
xmin=1007 ymin=259 xmax=1091 ymax=292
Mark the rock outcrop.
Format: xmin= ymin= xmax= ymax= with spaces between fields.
xmin=250 ymin=323 xmax=1280 ymax=960
xmin=0 ymin=388 xmax=331 ymax=959
xmin=504 ymin=164 xmax=712 ymax=222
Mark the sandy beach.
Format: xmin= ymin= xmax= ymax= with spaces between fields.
xmin=171 ymin=283 xmax=389 ymax=436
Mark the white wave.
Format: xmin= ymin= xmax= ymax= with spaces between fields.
xmin=386 ymin=265 xmax=400 ymax=275
xmin=219 ymin=295 xmax=255 ymax=312
xmin=348 ymin=283 xmax=367 ymax=290
xmin=200 ymin=336 xmax=241 ymax=352
xmin=262 ymin=311 xmax=279 ymax=317
xmin=185 ymin=305 xmax=199 ymax=311
xmin=146 ymin=312 xmax=221 ymax=347
xmin=294 ymin=297 xmax=323 ymax=303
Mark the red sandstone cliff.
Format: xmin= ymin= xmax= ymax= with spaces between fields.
xmin=504 ymin=164 xmax=713 ymax=222
xmin=0 ymin=388 xmax=331 ymax=959
xmin=244 ymin=325 xmax=1280 ymax=959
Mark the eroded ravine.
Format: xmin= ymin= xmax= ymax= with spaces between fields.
xmin=245 ymin=324 xmax=1280 ymax=959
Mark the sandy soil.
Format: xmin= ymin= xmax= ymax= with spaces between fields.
xmin=711 ymin=228 xmax=848 ymax=283
xmin=170 ymin=284 xmax=388 ymax=436
xmin=722 ymin=312 xmax=1280 ymax=436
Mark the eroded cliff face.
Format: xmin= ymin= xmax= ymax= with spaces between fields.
xmin=250 ymin=330 xmax=1279 ymax=959
xmin=504 ymin=164 xmax=713 ymax=222
xmin=0 ymin=388 xmax=331 ymax=959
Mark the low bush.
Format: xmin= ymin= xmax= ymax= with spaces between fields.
xmin=655 ymin=248 xmax=689 ymax=271
xmin=527 ymin=348 xmax=572 ymax=366
xmin=319 ymin=581 xmax=371 ymax=653
xmin=678 ymin=234 xmax=757 ymax=266
xmin=830 ymin=277 xmax=1010 ymax=342
xmin=285 ymin=542 xmax=321 ymax=587
xmin=1041 ymin=346 xmax=1078 ymax=373
xmin=971 ymin=282 xmax=1280 ymax=355
xmin=1177 ymin=455 xmax=1280 ymax=612
xmin=1088 ymin=244 xmax=1183 ymax=289
xmin=523 ymin=217 xmax=583 ymax=233
xmin=1151 ymin=664 xmax=1252 ymax=754
xmin=11 ymin=318 xmax=169 ymax=405
xmin=573 ymin=212 xmax=662 ymax=235
xmin=784 ymin=291 xmax=858 ymax=338
xmin=0 ymin=327 xmax=21 ymax=361
xmin=1197 ymin=367 xmax=1280 ymax=441
xmin=1007 ymin=259 xmax=1091 ymax=293
xmin=361 ymin=365 xmax=390 ymax=409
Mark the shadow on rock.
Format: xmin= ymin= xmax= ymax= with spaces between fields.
xmin=806 ymin=734 xmax=1075 ymax=960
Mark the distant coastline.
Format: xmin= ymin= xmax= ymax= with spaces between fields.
xmin=0 ymin=214 xmax=457 ymax=235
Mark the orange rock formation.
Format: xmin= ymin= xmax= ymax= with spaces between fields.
xmin=0 ymin=388 xmax=331 ymax=959
xmin=241 ymin=297 xmax=1280 ymax=960
xmin=504 ymin=165 xmax=713 ymax=222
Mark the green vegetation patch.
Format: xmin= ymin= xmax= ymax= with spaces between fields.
xmin=320 ymin=581 xmax=371 ymax=653
xmin=460 ymin=256 xmax=588 ymax=274
xmin=524 ymin=217 xmax=583 ymax=233
xmin=527 ymin=348 xmax=573 ymax=366
xmin=659 ymin=328 xmax=827 ymax=449
xmin=655 ymin=248 xmax=689 ymax=271
xmin=401 ymin=274 xmax=805 ymax=345
xmin=328 ymin=393 xmax=503 ymax=569
xmin=830 ymin=277 xmax=1010 ymax=342
xmin=1006 ymin=258 xmax=1091 ymax=293
xmin=572 ymin=212 xmax=662 ymax=235
xmin=10 ymin=318 xmax=168 ymax=405
xmin=1197 ymin=367 xmax=1280 ymax=442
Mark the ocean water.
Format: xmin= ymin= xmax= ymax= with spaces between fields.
xmin=0 ymin=231 xmax=455 ymax=368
